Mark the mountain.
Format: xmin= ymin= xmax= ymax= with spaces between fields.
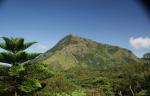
xmin=33 ymin=35 xmax=139 ymax=70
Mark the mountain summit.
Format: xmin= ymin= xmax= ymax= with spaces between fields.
xmin=33 ymin=35 xmax=139 ymax=70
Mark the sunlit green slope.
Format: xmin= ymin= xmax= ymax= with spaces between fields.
xmin=33 ymin=35 xmax=139 ymax=70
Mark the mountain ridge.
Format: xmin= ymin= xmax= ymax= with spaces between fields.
xmin=32 ymin=34 xmax=139 ymax=70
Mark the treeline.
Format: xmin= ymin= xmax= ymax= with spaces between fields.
xmin=35 ymin=52 xmax=150 ymax=96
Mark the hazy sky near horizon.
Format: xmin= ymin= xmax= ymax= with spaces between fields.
xmin=0 ymin=0 xmax=150 ymax=57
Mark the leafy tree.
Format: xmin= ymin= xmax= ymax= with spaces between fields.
xmin=0 ymin=37 xmax=53 ymax=96
xmin=142 ymin=52 xmax=150 ymax=61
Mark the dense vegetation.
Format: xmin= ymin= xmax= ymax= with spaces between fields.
xmin=0 ymin=37 xmax=53 ymax=96
xmin=34 ymin=54 xmax=150 ymax=96
xmin=32 ymin=35 xmax=149 ymax=96
xmin=0 ymin=35 xmax=150 ymax=96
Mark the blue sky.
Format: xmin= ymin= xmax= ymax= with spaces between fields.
xmin=0 ymin=0 xmax=150 ymax=57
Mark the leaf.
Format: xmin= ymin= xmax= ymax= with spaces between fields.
xmin=23 ymin=42 xmax=37 ymax=50
xmin=19 ymin=79 xmax=41 ymax=93
xmin=9 ymin=64 xmax=25 ymax=77
xmin=0 ymin=65 xmax=9 ymax=76
xmin=0 ymin=37 xmax=37 ymax=52
xmin=27 ymin=53 xmax=41 ymax=60
xmin=14 ymin=38 xmax=24 ymax=51
xmin=0 ymin=43 xmax=7 ymax=50
xmin=15 ymin=51 xmax=28 ymax=63
xmin=1 ymin=37 xmax=14 ymax=52
xmin=24 ymin=63 xmax=53 ymax=80
xmin=0 ymin=52 xmax=15 ymax=64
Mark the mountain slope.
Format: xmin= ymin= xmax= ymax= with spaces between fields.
xmin=33 ymin=35 xmax=139 ymax=70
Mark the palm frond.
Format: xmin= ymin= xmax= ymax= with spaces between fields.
xmin=15 ymin=52 xmax=41 ymax=64
xmin=27 ymin=53 xmax=41 ymax=60
xmin=14 ymin=38 xmax=24 ymax=51
xmin=0 ymin=43 xmax=6 ymax=50
xmin=23 ymin=42 xmax=37 ymax=50
xmin=1 ymin=37 xmax=11 ymax=44
xmin=0 ymin=37 xmax=37 ymax=52
xmin=1 ymin=37 xmax=14 ymax=52
xmin=0 ymin=52 xmax=15 ymax=64
xmin=0 ymin=37 xmax=14 ymax=52
xmin=15 ymin=51 xmax=28 ymax=63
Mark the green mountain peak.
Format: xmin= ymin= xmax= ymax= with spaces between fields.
xmin=33 ymin=34 xmax=139 ymax=70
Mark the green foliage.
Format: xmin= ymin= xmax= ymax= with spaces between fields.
xmin=0 ymin=37 xmax=37 ymax=53
xmin=30 ymin=35 xmax=147 ymax=96
xmin=36 ymin=74 xmax=78 ymax=96
xmin=0 ymin=36 xmax=52 ymax=96
xmin=136 ymin=90 xmax=149 ymax=96
xmin=55 ymin=90 xmax=86 ymax=96
xmin=142 ymin=52 xmax=150 ymax=61
xmin=0 ymin=65 xmax=9 ymax=76
xmin=24 ymin=63 xmax=53 ymax=80
xmin=64 ymin=68 xmax=115 ymax=96
xmin=9 ymin=64 xmax=25 ymax=77
xmin=54 ymin=59 xmax=150 ymax=96
xmin=0 ymin=35 xmax=149 ymax=96
xmin=0 ymin=51 xmax=40 ymax=65
xmin=20 ymin=79 xmax=42 ymax=93
xmin=0 ymin=52 xmax=15 ymax=64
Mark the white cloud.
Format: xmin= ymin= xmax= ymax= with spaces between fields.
xmin=36 ymin=44 xmax=47 ymax=50
xmin=129 ymin=37 xmax=150 ymax=49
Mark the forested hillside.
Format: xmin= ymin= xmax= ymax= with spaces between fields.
xmin=0 ymin=36 xmax=150 ymax=96
xmin=33 ymin=35 xmax=139 ymax=70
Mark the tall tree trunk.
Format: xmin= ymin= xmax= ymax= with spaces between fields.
xmin=14 ymin=78 xmax=18 ymax=96
xmin=15 ymin=91 xmax=17 ymax=96
xmin=118 ymin=91 xmax=122 ymax=96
